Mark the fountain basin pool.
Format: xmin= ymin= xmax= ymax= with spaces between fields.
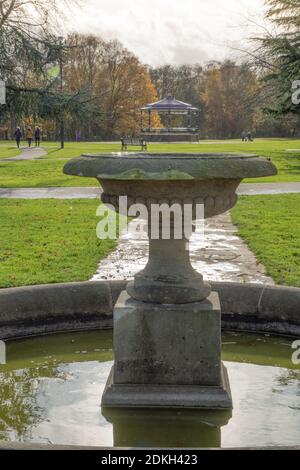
xmin=0 ymin=330 xmax=299 ymax=448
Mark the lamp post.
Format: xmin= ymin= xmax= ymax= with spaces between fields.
xmin=0 ymin=80 xmax=6 ymax=140
xmin=58 ymin=36 xmax=65 ymax=149
xmin=0 ymin=80 xmax=5 ymax=106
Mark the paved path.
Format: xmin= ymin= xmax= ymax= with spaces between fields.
xmin=92 ymin=212 xmax=274 ymax=285
xmin=1 ymin=182 xmax=300 ymax=199
xmin=238 ymin=182 xmax=300 ymax=195
xmin=0 ymin=187 xmax=99 ymax=199
xmin=0 ymin=146 xmax=47 ymax=162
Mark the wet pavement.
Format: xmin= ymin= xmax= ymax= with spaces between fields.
xmin=91 ymin=212 xmax=274 ymax=285
xmin=0 ymin=146 xmax=47 ymax=162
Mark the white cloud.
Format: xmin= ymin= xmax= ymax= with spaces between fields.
xmin=66 ymin=0 xmax=265 ymax=65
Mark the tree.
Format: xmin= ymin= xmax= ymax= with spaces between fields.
xmin=0 ymin=0 xmax=77 ymax=81
xmin=202 ymin=61 xmax=258 ymax=138
xmin=253 ymin=0 xmax=300 ymax=117
xmin=101 ymin=39 xmax=160 ymax=138
xmin=0 ymin=1 xmax=75 ymax=30
xmin=265 ymin=0 xmax=300 ymax=28
xmin=64 ymin=35 xmax=160 ymax=139
xmin=0 ymin=1 xmax=89 ymax=139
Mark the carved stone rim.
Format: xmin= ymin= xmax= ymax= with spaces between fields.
xmin=81 ymin=152 xmax=258 ymax=160
xmin=64 ymin=153 xmax=277 ymax=180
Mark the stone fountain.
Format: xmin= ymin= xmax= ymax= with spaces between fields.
xmin=64 ymin=153 xmax=276 ymax=410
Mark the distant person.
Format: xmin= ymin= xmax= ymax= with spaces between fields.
xmin=35 ymin=127 xmax=41 ymax=147
xmin=26 ymin=127 xmax=33 ymax=147
xmin=76 ymin=130 xmax=81 ymax=142
xmin=241 ymin=131 xmax=246 ymax=142
xmin=14 ymin=127 xmax=22 ymax=148
xmin=247 ymin=132 xmax=254 ymax=142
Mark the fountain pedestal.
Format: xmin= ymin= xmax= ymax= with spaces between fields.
xmin=102 ymin=291 xmax=232 ymax=409
xmin=63 ymin=153 xmax=277 ymax=411
xmin=127 ymin=237 xmax=211 ymax=304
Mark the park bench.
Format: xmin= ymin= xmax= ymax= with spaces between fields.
xmin=121 ymin=137 xmax=147 ymax=151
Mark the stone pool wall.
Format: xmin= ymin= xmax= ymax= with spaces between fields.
xmin=0 ymin=280 xmax=299 ymax=340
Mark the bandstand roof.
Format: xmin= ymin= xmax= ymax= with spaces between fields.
xmin=141 ymin=95 xmax=198 ymax=112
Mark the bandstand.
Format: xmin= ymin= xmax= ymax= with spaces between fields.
xmin=141 ymin=95 xmax=199 ymax=142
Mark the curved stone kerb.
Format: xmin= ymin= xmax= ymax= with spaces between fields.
xmin=0 ymin=281 xmax=299 ymax=339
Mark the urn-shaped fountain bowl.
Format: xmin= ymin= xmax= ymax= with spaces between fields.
xmin=64 ymin=153 xmax=276 ymax=218
xmin=64 ymin=153 xmax=277 ymax=304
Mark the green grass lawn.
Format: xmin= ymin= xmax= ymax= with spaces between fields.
xmin=42 ymin=141 xmax=122 ymax=158
xmin=0 ymin=159 xmax=96 ymax=187
xmin=43 ymin=138 xmax=300 ymax=183
xmin=0 ymin=142 xmax=21 ymax=159
xmin=231 ymin=194 xmax=300 ymax=287
xmin=0 ymin=199 xmax=116 ymax=288
xmin=1 ymin=138 xmax=300 ymax=187
xmin=0 ymin=194 xmax=299 ymax=289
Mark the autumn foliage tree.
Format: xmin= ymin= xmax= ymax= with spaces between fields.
xmin=64 ymin=34 xmax=160 ymax=139
xmin=202 ymin=61 xmax=258 ymax=138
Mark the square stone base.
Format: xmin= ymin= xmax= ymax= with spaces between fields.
xmin=102 ymin=290 xmax=232 ymax=410
xmin=102 ymin=363 xmax=232 ymax=410
xmin=113 ymin=291 xmax=222 ymax=386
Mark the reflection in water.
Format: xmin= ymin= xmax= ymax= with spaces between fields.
xmin=0 ymin=331 xmax=299 ymax=448
xmin=0 ymin=363 xmax=63 ymax=442
xmin=103 ymin=408 xmax=232 ymax=448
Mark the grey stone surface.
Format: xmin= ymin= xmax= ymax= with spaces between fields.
xmin=0 ymin=441 xmax=298 ymax=450
xmin=216 ymin=282 xmax=264 ymax=315
xmin=0 ymin=280 xmax=300 ymax=339
xmin=259 ymin=285 xmax=300 ymax=323
xmin=0 ymin=441 xmax=115 ymax=450
xmin=113 ymin=291 xmax=221 ymax=386
xmin=64 ymin=153 xmax=277 ymax=180
xmin=126 ymin=237 xmax=211 ymax=304
xmin=0 ymin=280 xmax=300 ymax=340
xmin=0 ymin=281 xmax=112 ymax=322
xmin=0 ymin=281 xmax=113 ymax=339
xmin=102 ymin=290 xmax=232 ymax=410
xmin=102 ymin=363 xmax=232 ymax=410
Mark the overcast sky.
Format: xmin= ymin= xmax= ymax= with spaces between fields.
xmin=67 ymin=0 xmax=266 ymax=66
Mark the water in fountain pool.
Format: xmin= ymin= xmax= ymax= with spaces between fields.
xmin=0 ymin=330 xmax=299 ymax=448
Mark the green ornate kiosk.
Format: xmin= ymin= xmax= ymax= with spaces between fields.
xmin=141 ymin=95 xmax=199 ymax=142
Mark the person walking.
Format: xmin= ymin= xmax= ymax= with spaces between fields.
xmin=14 ymin=127 xmax=22 ymax=148
xmin=35 ymin=127 xmax=41 ymax=147
xmin=26 ymin=127 xmax=33 ymax=147
xmin=76 ymin=129 xmax=81 ymax=143
xmin=247 ymin=131 xmax=253 ymax=142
